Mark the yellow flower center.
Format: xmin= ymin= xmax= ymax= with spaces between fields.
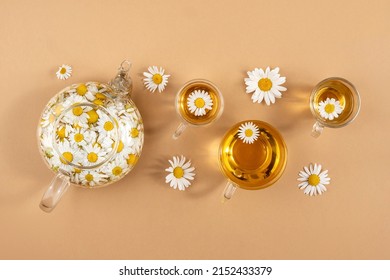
xmin=152 ymin=74 xmax=163 ymax=85
xmin=54 ymin=104 xmax=64 ymax=116
xmin=127 ymin=154 xmax=138 ymax=165
xmin=104 ymin=121 xmax=114 ymax=131
xmin=60 ymin=152 xmax=73 ymax=164
xmin=131 ymin=128 xmax=139 ymax=138
xmin=117 ymin=141 xmax=124 ymax=153
xmin=76 ymin=84 xmax=88 ymax=96
xmin=325 ymin=103 xmax=335 ymax=114
xmin=72 ymin=106 xmax=83 ymax=116
xmin=74 ymin=133 xmax=84 ymax=143
xmin=87 ymin=152 xmax=98 ymax=163
xmin=308 ymin=174 xmax=320 ymax=186
xmin=60 ymin=67 xmax=67 ymax=74
xmin=93 ymin=99 xmax=104 ymax=106
xmin=194 ymin=98 xmax=205 ymax=108
xmin=95 ymin=92 xmax=106 ymax=100
xmin=112 ymin=166 xmax=123 ymax=176
xmin=85 ymin=173 xmax=94 ymax=182
xmin=56 ymin=127 xmax=66 ymax=139
xmin=87 ymin=110 xmax=99 ymax=124
xmin=48 ymin=114 xmax=56 ymax=123
xmin=258 ymin=78 xmax=273 ymax=91
xmin=74 ymin=168 xmax=81 ymax=173
xmin=173 ymin=167 xmax=184 ymax=179
xmin=245 ymin=129 xmax=253 ymax=137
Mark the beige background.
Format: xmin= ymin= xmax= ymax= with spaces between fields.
xmin=0 ymin=0 xmax=389 ymax=259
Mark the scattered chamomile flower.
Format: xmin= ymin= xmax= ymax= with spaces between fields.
xmin=187 ymin=90 xmax=213 ymax=116
xmin=143 ymin=66 xmax=170 ymax=93
xmin=244 ymin=67 xmax=286 ymax=105
xmin=165 ymin=155 xmax=195 ymax=191
xmin=238 ymin=122 xmax=260 ymax=144
xmin=318 ymin=98 xmax=344 ymax=120
xmin=56 ymin=64 xmax=72 ymax=80
xmin=297 ymin=163 xmax=330 ymax=196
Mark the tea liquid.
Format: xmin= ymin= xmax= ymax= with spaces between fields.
xmin=311 ymin=79 xmax=355 ymax=126
xmin=219 ymin=120 xmax=287 ymax=190
xmin=177 ymin=81 xmax=221 ymax=125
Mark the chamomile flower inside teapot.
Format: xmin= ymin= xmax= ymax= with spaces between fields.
xmin=37 ymin=61 xmax=144 ymax=212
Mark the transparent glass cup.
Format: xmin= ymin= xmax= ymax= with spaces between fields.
xmin=310 ymin=77 xmax=361 ymax=137
xmin=218 ymin=120 xmax=287 ymax=201
xmin=172 ymin=79 xmax=224 ymax=139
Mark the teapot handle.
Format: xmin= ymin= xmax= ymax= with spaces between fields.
xmin=39 ymin=173 xmax=70 ymax=213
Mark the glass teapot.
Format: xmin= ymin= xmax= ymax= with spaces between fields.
xmin=37 ymin=61 xmax=144 ymax=212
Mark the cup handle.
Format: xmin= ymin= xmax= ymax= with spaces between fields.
xmin=39 ymin=173 xmax=70 ymax=213
xmin=222 ymin=181 xmax=238 ymax=202
xmin=172 ymin=122 xmax=187 ymax=140
xmin=311 ymin=121 xmax=324 ymax=138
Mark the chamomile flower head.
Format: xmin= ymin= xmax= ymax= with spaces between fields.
xmin=68 ymin=127 xmax=97 ymax=147
xmin=79 ymin=169 xmax=108 ymax=187
xmin=52 ymin=140 xmax=81 ymax=173
xmin=56 ymin=64 xmax=72 ymax=80
xmin=143 ymin=66 xmax=170 ymax=93
xmin=165 ymin=155 xmax=195 ymax=191
xmin=82 ymin=143 xmax=109 ymax=166
xmin=238 ymin=122 xmax=260 ymax=144
xmin=187 ymin=90 xmax=213 ymax=116
xmin=297 ymin=163 xmax=331 ymax=196
xmin=96 ymin=110 xmax=117 ymax=136
xmin=106 ymin=157 xmax=129 ymax=181
xmin=63 ymin=105 xmax=91 ymax=128
xmin=318 ymin=98 xmax=344 ymax=120
xmin=244 ymin=67 xmax=287 ymax=105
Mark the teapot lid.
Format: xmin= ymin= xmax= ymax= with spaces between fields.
xmin=52 ymin=101 xmax=120 ymax=171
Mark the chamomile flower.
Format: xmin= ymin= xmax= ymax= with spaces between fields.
xmin=63 ymin=105 xmax=91 ymax=128
xmin=96 ymin=110 xmax=117 ymax=136
xmin=238 ymin=122 xmax=260 ymax=144
xmin=297 ymin=163 xmax=331 ymax=196
xmin=114 ymin=140 xmax=135 ymax=161
xmin=318 ymin=98 xmax=343 ymax=120
xmin=143 ymin=66 xmax=170 ymax=93
xmin=79 ymin=169 xmax=108 ymax=187
xmin=106 ymin=157 xmax=129 ymax=181
xmin=40 ymin=111 xmax=57 ymax=128
xmin=165 ymin=155 xmax=195 ymax=191
xmin=68 ymin=127 xmax=97 ymax=147
xmin=187 ymin=90 xmax=213 ymax=116
xmin=244 ymin=67 xmax=287 ymax=105
xmin=82 ymin=143 xmax=108 ymax=166
xmin=55 ymin=124 xmax=72 ymax=142
xmin=56 ymin=64 xmax=72 ymax=80
xmin=127 ymin=121 xmax=143 ymax=152
xmin=62 ymin=94 xmax=85 ymax=109
xmin=51 ymin=140 xmax=81 ymax=173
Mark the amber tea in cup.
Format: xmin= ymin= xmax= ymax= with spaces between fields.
xmin=218 ymin=120 xmax=287 ymax=200
xmin=173 ymin=79 xmax=224 ymax=139
xmin=310 ymin=77 xmax=360 ymax=137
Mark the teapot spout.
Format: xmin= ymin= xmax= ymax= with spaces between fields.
xmin=109 ymin=60 xmax=133 ymax=97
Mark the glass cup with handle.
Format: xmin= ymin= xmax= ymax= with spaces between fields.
xmin=218 ymin=120 xmax=287 ymax=201
xmin=310 ymin=77 xmax=361 ymax=138
xmin=172 ymin=79 xmax=224 ymax=139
